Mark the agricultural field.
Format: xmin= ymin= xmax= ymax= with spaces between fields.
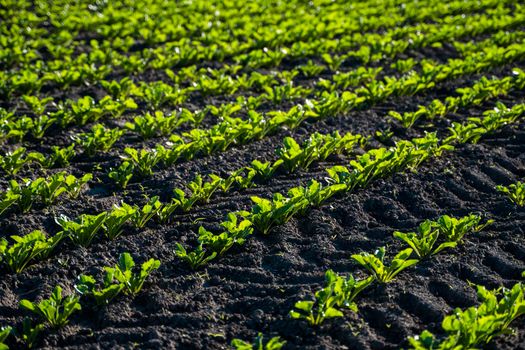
xmin=1 ymin=0 xmax=525 ymax=348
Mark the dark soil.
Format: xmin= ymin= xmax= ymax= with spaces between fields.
xmin=1 ymin=28 xmax=525 ymax=350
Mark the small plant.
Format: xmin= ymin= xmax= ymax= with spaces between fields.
xmin=50 ymin=145 xmax=77 ymax=168
xmin=20 ymin=286 xmax=81 ymax=328
xmin=64 ymin=173 xmax=92 ymax=198
xmin=290 ymin=270 xmax=373 ymax=325
xmin=0 ymin=231 xmax=64 ymax=273
xmin=188 ymin=174 xmax=223 ymax=204
xmin=351 ymin=247 xmax=418 ymax=283
xmin=394 ymin=220 xmax=456 ymax=258
xmin=20 ymin=319 xmax=44 ymax=349
xmin=77 ymin=124 xmax=124 ymax=156
xmin=108 ymin=161 xmax=134 ymax=188
xmin=435 ymin=214 xmax=492 ymax=243
xmin=231 ymin=333 xmax=286 ymax=350
xmin=250 ymin=194 xmax=307 ymax=235
xmin=0 ymin=147 xmax=28 ymax=175
xmin=123 ymin=148 xmax=163 ymax=177
xmin=250 ymin=160 xmax=282 ymax=180
xmin=103 ymin=202 xmax=137 ymax=240
xmin=57 ymin=212 xmax=108 ymax=247
xmin=300 ymin=60 xmax=325 ymax=77
xmin=75 ymin=274 xmax=123 ymax=306
xmin=130 ymin=196 xmax=161 ymax=228
xmin=35 ymin=173 xmax=68 ymax=206
xmin=103 ymin=252 xmax=160 ymax=295
xmin=496 ymin=181 xmax=525 ymax=206
xmin=172 ymin=188 xmax=199 ymax=212
xmin=408 ymin=282 xmax=525 ymax=349
xmin=174 ymin=243 xmax=217 ymax=270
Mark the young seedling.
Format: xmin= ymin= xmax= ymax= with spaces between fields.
xmin=250 ymin=160 xmax=283 ymax=181
xmin=103 ymin=202 xmax=137 ymax=240
xmin=290 ymin=270 xmax=373 ymax=325
xmin=393 ymin=220 xmax=456 ymax=258
xmin=0 ymin=231 xmax=64 ymax=273
xmin=7 ymin=178 xmax=40 ymax=213
xmin=351 ymin=247 xmax=418 ymax=283
xmin=174 ymin=243 xmax=217 ymax=270
xmin=496 ymin=181 xmax=525 ymax=206
xmin=76 ymin=124 xmax=124 ymax=156
xmin=0 ymin=191 xmax=19 ymax=216
xmin=436 ymin=214 xmax=492 ymax=243
xmin=20 ymin=286 xmax=81 ymax=328
xmin=0 ymin=147 xmax=28 ymax=175
xmin=20 ymin=319 xmax=44 ymax=349
xmin=57 ymin=212 xmax=108 ymax=247
xmin=130 ymin=196 xmax=161 ymax=228
xmin=290 ymin=280 xmax=343 ymax=326
xmin=408 ymin=282 xmax=525 ymax=349
xmin=250 ymin=194 xmax=308 ymax=235
xmin=123 ymin=148 xmax=163 ymax=177
xmin=0 ymin=326 xmax=12 ymax=350
xmin=64 ymin=173 xmax=92 ymax=198
xmin=108 ymin=161 xmax=134 ymax=188
xmin=75 ymin=274 xmax=123 ymax=306
xmin=103 ymin=252 xmax=160 ymax=295
xmin=231 ymin=333 xmax=286 ymax=350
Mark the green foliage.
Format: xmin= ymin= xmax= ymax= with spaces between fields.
xmin=394 ymin=221 xmax=456 ymax=259
xmin=0 ymin=326 xmax=12 ymax=350
xmin=130 ymin=196 xmax=161 ymax=228
xmin=393 ymin=214 xmax=491 ymax=259
xmin=77 ymin=124 xmax=124 ymax=156
xmin=20 ymin=286 xmax=81 ymax=328
xmin=351 ymin=247 xmax=419 ymax=283
xmin=103 ymin=202 xmax=137 ymax=240
xmin=0 ymin=147 xmax=28 ymax=175
xmin=231 ymin=333 xmax=286 ymax=350
xmin=76 ymin=252 xmax=160 ymax=303
xmin=20 ymin=319 xmax=43 ymax=349
xmin=250 ymin=193 xmax=307 ymax=235
xmin=109 ymin=161 xmax=134 ymax=188
xmin=174 ymin=243 xmax=217 ymax=270
xmin=75 ymin=274 xmax=123 ymax=306
xmin=290 ymin=270 xmax=373 ymax=325
xmin=408 ymin=282 xmax=525 ymax=349
xmin=0 ymin=231 xmax=64 ymax=273
xmin=57 ymin=212 xmax=108 ymax=247
xmin=496 ymin=181 xmax=525 ymax=206
xmin=435 ymin=214 xmax=493 ymax=243
xmin=0 ymin=172 xmax=91 ymax=216
xmin=103 ymin=253 xmax=160 ymax=295
xmin=124 ymin=147 xmax=163 ymax=177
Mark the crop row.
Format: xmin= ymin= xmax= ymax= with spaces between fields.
xmin=0 ymin=130 xmax=363 ymax=273
xmin=290 ymin=214 xmax=492 ymax=325
xmin=408 ymin=277 xmax=525 ymax=349
xmin=2 ymin=0 xmax=409 ymax=68
xmin=3 ymin=17 xmax=522 ymax=149
xmin=2 ymin=107 xmax=521 ymax=348
xmin=1 ymin=2 xmax=517 ymax=98
xmin=107 ymin=41 xmax=525 ymax=185
xmin=3 ymin=62 xmax=520 ymax=221
xmin=3 ymin=69 xmax=523 ymax=278
xmin=0 ymin=171 xmax=91 ymax=218
xmin=0 ymin=252 xmax=159 ymax=349
xmin=175 ymin=101 xmax=525 ymax=268
xmin=3 ymin=0 xmax=504 ymax=71
xmin=3 ymin=69 xmax=523 ymax=274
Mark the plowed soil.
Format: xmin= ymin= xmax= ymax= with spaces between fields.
xmin=1 ymin=46 xmax=524 ymax=349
